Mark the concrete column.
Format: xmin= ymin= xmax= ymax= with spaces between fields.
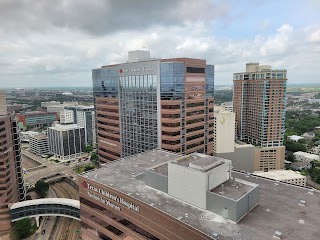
xmin=35 ymin=216 xmax=40 ymax=227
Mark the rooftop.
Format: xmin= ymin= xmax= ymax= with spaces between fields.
xmin=49 ymin=123 xmax=83 ymax=130
xmin=31 ymin=134 xmax=48 ymax=140
xmin=211 ymin=178 xmax=256 ymax=201
xmin=254 ymin=170 xmax=306 ymax=180
xmin=294 ymin=151 xmax=320 ymax=158
xmin=81 ymin=150 xmax=320 ymax=240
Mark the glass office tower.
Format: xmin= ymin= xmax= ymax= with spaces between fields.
xmin=93 ymin=51 xmax=214 ymax=162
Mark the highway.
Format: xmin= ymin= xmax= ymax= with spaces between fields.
xmin=50 ymin=182 xmax=80 ymax=240
xmin=22 ymin=149 xmax=81 ymax=239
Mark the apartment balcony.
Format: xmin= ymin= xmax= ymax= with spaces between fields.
xmin=185 ymin=121 xmax=205 ymax=129
xmin=96 ymin=123 xmax=119 ymax=132
xmin=185 ymin=136 xmax=205 ymax=146
xmin=185 ymin=113 xmax=206 ymax=121
xmin=185 ymin=105 xmax=205 ymax=112
xmin=161 ymin=126 xmax=182 ymax=132
xmin=161 ymin=143 xmax=182 ymax=151
xmin=99 ymin=151 xmax=120 ymax=161
xmin=161 ymin=108 xmax=182 ymax=114
xmin=161 ymin=117 xmax=182 ymax=124
xmin=185 ymin=129 xmax=205 ymax=137
xmin=96 ymin=117 xmax=120 ymax=125
xmin=161 ymin=134 xmax=182 ymax=141
xmin=96 ymin=110 xmax=119 ymax=117
xmin=185 ymin=144 xmax=205 ymax=154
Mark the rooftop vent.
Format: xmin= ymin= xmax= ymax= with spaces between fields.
xmin=299 ymin=219 xmax=305 ymax=224
xmin=273 ymin=231 xmax=282 ymax=239
xmin=299 ymin=200 xmax=306 ymax=206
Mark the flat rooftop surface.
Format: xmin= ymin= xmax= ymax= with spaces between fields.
xmin=254 ymin=170 xmax=306 ymax=180
xmin=81 ymin=150 xmax=320 ymax=240
xmin=211 ymin=179 xmax=255 ymax=200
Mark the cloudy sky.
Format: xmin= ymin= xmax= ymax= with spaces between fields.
xmin=1 ymin=0 xmax=319 ymax=88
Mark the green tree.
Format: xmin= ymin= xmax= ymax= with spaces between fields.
xmin=84 ymin=165 xmax=95 ymax=172
xmin=34 ymin=180 xmax=49 ymax=198
xmin=286 ymin=153 xmax=295 ymax=162
xmin=85 ymin=145 xmax=93 ymax=153
xmin=91 ymin=151 xmax=98 ymax=161
xmin=11 ymin=218 xmax=36 ymax=240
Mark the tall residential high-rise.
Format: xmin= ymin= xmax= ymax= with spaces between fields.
xmin=0 ymin=91 xmax=25 ymax=232
xmin=233 ymin=63 xmax=287 ymax=147
xmin=92 ymin=50 xmax=214 ymax=162
xmin=233 ymin=63 xmax=287 ymax=172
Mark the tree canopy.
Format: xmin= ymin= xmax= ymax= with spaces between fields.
xmin=34 ymin=180 xmax=49 ymax=198
xmin=11 ymin=218 xmax=36 ymax=240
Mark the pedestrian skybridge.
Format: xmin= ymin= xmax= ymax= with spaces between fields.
xmin=10 ymin=198 xmax=80 ymax=223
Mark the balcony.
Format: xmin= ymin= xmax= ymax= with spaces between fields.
xmin=161 ymin=126 xmax=182 ymax=132
xmin=161 ymin=143 xmax=182 ymax=151
xmin=96 ymin=110 xmax=119 ymax=117
xmin=185 ymin=105 xmax=205 ymax=112
xmin=185 ymin=113 xmax=206 ymax=121
xmin=161 ymin=108 xmax=182 ymax=114
xmin=161 ymin=117 xmax=181 ymax=124
xmin=185 ymin=129 xmax=205 ymax=137
xmin=96 ymin=123 xmax=119 ymax=132
xmin=161 ymin=134 xmax=182 ymax=141
xmin=96 ymin=117 xmax=120 ymax=125
xmin=185 ymin=144 xmax=205 ymax=154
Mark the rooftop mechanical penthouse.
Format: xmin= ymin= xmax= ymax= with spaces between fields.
xmin=79 ymin=150 xmax=320 ymax=240
xmin=92 ymin=50 xmax=214 ymax=162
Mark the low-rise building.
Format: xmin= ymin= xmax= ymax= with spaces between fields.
xmin=41 ymin=101 xmax=60 ymax=108
xmin=254 ymin=170 xmax=307 ymax=186
xmin=291 ymin=162 xmax=312 ymax=171
xmin=48 ymin=123 xmax=85 ymax=161
xmin=287 ymin=135 xmax=304 ymax=142
xmin=29 ymin=134 xmax=49 ymax=156
xmin=20 ymin=131 xmax=39 ymax=142
xmin=293 ymin=151 xmax=320 ymax=163
xmin=17 ymin=111 xmax=58 ymax=130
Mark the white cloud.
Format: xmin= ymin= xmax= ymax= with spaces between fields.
xmin=0 ymin=1 xmax=319 ymax=87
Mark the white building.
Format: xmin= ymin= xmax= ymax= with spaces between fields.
xmin=65 ymin=105 xmax=96 ymax=146
xmin=221 ymin=101 xmax=233 ymax=112
xmin=60 ymin=109 xmax=74 ymax=124
xmin=20 ymin=131 xmax=39 ymax=142
xmin=0 ymin=91 xmax=6 ymax=115
xmin=47 ymin=123 xmax=86 ymax=161
xmin=213 ymin=108 xmax=235 ymax=154
xmin=46 ymin=105 xmax=67 ymax=114
xmin=293 ymin=151 xmax=320 ymax=163
xmin=287 ymin=135 xmax=304 ymax=142
xmin=308 ymin=99 xmax=320 ymax=104
xmin=29 ymin=134 xmax=49 ymax=156
xmin=254 ymin=170 xmax=307 ymax=186
xmin=41 ymin=101 xmax=60 ymax=108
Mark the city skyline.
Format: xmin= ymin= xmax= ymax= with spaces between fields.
xmin=1 ymin=0 xmax=320 ymax=88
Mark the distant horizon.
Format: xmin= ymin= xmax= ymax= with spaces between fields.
xmin=1 ymin=82 xmax=320 ymax=90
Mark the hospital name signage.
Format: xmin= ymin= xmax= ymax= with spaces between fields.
xmin=120 ymin=67 xmax=154 ymax=73
xmin=84 ymin=182 xmax=140 ymax=213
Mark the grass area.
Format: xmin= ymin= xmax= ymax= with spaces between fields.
xmin=74 ymin=164 xmax=95 ymax=174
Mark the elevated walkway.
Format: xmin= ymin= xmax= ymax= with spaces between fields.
xmin=10 ymin=198 xmax=80 ymax=226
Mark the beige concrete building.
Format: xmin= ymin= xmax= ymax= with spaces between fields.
xmin=213 ymin=107 xmax=235 ymax=154
xmin=254 ymin=146 xmax=285 ymax=172
xmin=254 ymin=170 xmax=306 ymax=186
